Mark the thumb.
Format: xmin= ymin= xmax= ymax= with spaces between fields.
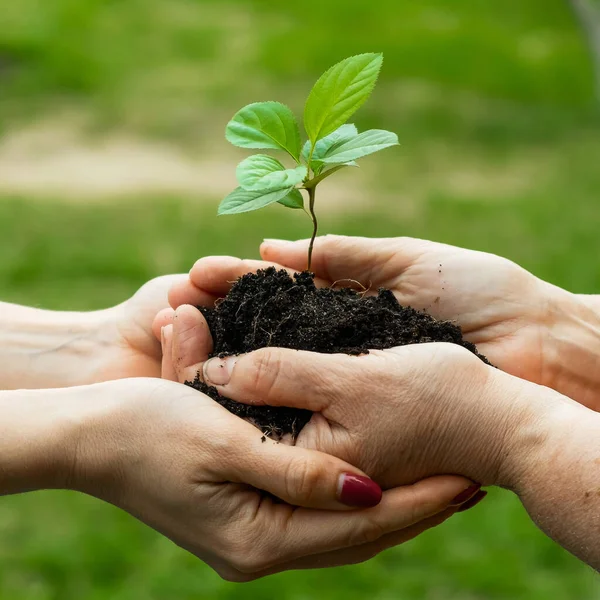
xmin=227 ymin=435 xmax=382 ymax=510
xmin=260 ymin=235 xmax=394 ymax=285
xmin=171 ymin=304 xmax=214 ymax=384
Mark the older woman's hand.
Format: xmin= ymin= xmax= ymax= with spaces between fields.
xmin=168 ymin=315 xmax=600 ymax=573
xmin=156 ymin=303 xmax=545 ymax=491
xmin=191 ymin=338 xmax=543 ymax=490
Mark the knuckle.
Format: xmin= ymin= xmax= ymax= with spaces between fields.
xmin=247 ymin=348 xmax=284 ymax=401
xmin=221 ymin=531 xmax=273 ymax=575
xmin=349 ymin=516 xmax=387 ymax=546
xmin=326 ymin=234 xmax=346 ymax=250
xmin=229 ymin=548 xmax=271 ymax=575
xmin=284 ymin=457 xmax=321 ymax=506
xmin=404 ymin=486 xmax=423 ymax=523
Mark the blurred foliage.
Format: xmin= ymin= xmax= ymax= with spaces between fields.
xmin=0 ymin=0 xmax=599 ymax=598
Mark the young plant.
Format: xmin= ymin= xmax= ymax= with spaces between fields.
xmin=219 ymin=53 xmax=398 ymax=270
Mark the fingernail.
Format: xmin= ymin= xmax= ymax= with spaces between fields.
xmin=449 ymin=484 xmax=481 ymax=507
xmin=203 ymin=356 xmax=238 ymax=386
xmin=338 ymin=473 xmax=382 ymax=508
xmin=457 ymin=489 xmax=487 ymax=513
xmin=160 ymin=326 xmax=165 ymax=345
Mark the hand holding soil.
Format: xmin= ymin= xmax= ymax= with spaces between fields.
xmin=166 ymin=235 xmax=600 ymax=410
xmin=2 ymin=378 xmax=479 ymax=582
xmin=160 ymin=304 xmax=536 ymax=489
xmin=158 ymin=236 xmax=600 ymax=570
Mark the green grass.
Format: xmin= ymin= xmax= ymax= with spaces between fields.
xmin=0 ymin=193 xmax=599 ymax=599
xmin=1 ymin=0 xmax=600 ymax=597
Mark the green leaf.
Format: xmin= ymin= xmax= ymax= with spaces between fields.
xmin=301 ymin=124 xmax=358 ymax=169
xmin=304 ymin=53 xmax=383 ymax=144
xmin=236 ymin=155 xmax=307 ymax=191
xmin=321 ymin=161 xmax=358 ymax=171
xmin=278 ymin=188 xmax=305 ymax=210
xmin=320 ymin=129 xmax=398 ymax=164
xmin=218 ymin=187 xmax=293 ymax=215
xmin=225 ymin=102 xmax=302 ymax=161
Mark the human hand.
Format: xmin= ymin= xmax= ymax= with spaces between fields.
xmin=158 ymin=310 xmax=600 ymax=572
xmin=158 ymin=303 xmax=544 ymax=490
xmin=0 ymin=274 xmax=192 ymax=390
xmin=165 ymin=236 xmax=600 ymax=409
xmin=193 ymin=339 xmax=553 ymax=492
xmin=95 ymin=274 xmax=189 ymax=381
xmin=52 ymin=377 xmax=475 ymax=581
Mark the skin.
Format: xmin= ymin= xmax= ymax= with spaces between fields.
xmin=164 ymin=235 xmax=600 ymax=409
xmin=160 ymin=235 xmax=600 ymax=570
xmin=163 ymin=305 xmax=600 ymax=572
xmin=0 ymin=274 xmax=187 ymax=389
xmin=0 ymin=379 xmax=473 ymax=582
xmin=0 ymin=268 xmax=474 ymax=580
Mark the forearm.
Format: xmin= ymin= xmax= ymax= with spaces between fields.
xmin=503 ymin=381 xmax=600 ymax=570
xmin=0 ymin=387 xmax=80 ymax=495
xmin=0 ymin=302 xmax=117 ymax=389
xmin=542 ymin=286 xmax=600 ymax=409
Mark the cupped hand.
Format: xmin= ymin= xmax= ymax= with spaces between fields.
xmin=72 ymin=375 xmax=475 ymax=581
xmin=188 ymin=338 xmax=537 ymax=492
xmin=96 ymin=274 xmax=188 ymax=380
xmin=158 ymin=304 xmax=541 ymax=493
xmin=164 ymin=236 xmax=593 ymax=404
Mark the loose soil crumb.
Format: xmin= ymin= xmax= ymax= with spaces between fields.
xmin=186 ymin=267 xmax=490 ymax=437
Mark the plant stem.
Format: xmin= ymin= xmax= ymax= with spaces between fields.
xmin=303 ymin=165 xmax=346 ymax=189
xmin=306 ymin=186 xmax=318 ymax=272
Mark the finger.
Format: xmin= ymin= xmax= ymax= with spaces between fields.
xmin=235 ymin=475 xmax=477 ymax=573
xmin=168 ymin=278 xmax=218 ymax=310
xmin=152 ymin=308 xmax=175 ymax=340
xmin=172 ymin=305 xmax=213 ymax=383
xmin=260 ymin=235 xmax=406 ymax=285
xmin=225 ymin=433 xmax=381 ymax=511
xmin=160 ymin=325 xmax=177 ymax=381
xmin=201 ymin=347 xmax=376 ymax=412
xmin=254 ymin=481 xmax=486 ymax=577
xmin=189 ymin=256 xmax=329 ymax=297
xmin=248 ymin=507 xmax=456 ymax=578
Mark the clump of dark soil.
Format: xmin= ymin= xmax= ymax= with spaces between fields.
xmin=186 ymin=267 xmax=490 ymax=437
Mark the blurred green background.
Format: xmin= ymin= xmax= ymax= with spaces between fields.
xmin=1 ymin=0 xmax=600 ymax=598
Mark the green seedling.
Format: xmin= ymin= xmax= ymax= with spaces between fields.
xmin=219 ymin=53 xmax=398 ymax=270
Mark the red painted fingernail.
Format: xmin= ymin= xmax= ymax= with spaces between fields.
xmin=449 ymin=484 xmax=481 ymax=506
xmin=457 ymin=489 xmax=488 ymax=512
xmin=338 ymin=473 xmax=382 ymax=508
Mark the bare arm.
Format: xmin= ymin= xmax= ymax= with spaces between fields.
xmin=508 ymin=386 xmax=600 ymax=570
xmin=0 ymin=381 xmax=475 ymax=580
xmin=0 ymin=302 xmax=117 ymax=389
xmin=0 ymin=274 xmax=186 ymax=389
xmin=0 ymin=386 xmax=77 ymax=494
xmin=543 ymin=288 xmax=600 ymax=410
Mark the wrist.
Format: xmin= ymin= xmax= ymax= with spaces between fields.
xmin=0 ymin=387 xmax=85 ymax=495
xmin=540 ymin=285 xmax=600 ymax=409
xmin=0 ymin=303 xmax=119 ymax=389
xmin=493 ymin=376 xmax=582 ymax=492
xmin=65 ymin=379 xmax=159 ymax=503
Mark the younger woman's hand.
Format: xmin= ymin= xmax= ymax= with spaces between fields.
xmin=162 ymin=236 xmax=600 ymax=410
xmin=70 ymin=376 xmax=477 ymax=581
